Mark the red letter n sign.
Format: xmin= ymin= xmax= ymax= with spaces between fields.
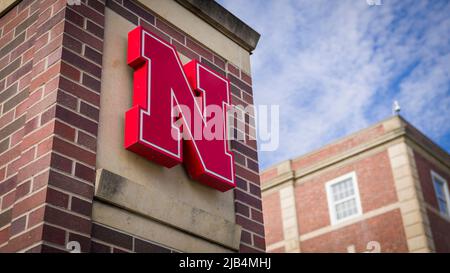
xmin=125 ymin=26 xmax=235 ymax=192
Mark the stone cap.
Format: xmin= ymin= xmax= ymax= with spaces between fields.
xmin=95 ymin=168 xmax=242 ymax=251
xmin=0 ymin=0 xmax=19 ymax=17
xmin=1 ymin=0 xmax=261 ymax=52
xmin=176 ymin=0 xmax=261 ymax=52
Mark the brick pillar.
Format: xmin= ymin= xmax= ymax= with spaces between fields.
xmin=1 ymin=0 xmax=264 ymax=253
xmin=0 ymin=0 xmax=105 ymax=253
xmin=104 ymin=0 xmax=265 ymax=253
xmin=227 ymin=64 xmax=266 ymax=253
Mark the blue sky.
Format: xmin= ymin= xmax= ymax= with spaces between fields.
xmin=218 ymin=0 xmax=450 ymax=169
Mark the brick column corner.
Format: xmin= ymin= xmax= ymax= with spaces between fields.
xmin=0 ymin=0 xmax=105 ymax=253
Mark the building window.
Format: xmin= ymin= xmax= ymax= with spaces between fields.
xmin=431 ymin=171 xmax=450 ymax=217
xmin=326 ymin=172 xmax=362 ymax=225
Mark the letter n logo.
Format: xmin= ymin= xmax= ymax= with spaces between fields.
xmin=125 ymin=26 xmax=235 ymax=192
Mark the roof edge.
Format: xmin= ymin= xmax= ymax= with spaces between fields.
xmin=261 ymin=115 xmax=450 ymax=178
xmin=175 ymin=0 xmax=261 ymax=52
xmin=0 ymin=0 xmax=20 ymax=17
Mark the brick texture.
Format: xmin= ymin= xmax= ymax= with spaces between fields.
xmin=262 ymin=149 xmax=405 ymax=252
xmin=262 ymin=191 xmax=283 ymax=246
xmin=414 ymin=151 xmax=450 ymax=253
xmin=300 ymin=209 xmax=409 ymax=253
xmin=261 ymin=124 xmax=386 ymax=185
xmin=0 ymin=0 xmax=105 ymax=253
xmin=0 ymin=0 xmax=263 ymax=253
xmin=427 ymin=210 xmax=450 ymax=253
xmin=296 ymin=151 xmax=398 ymax=234
xmin=291 ymin=125 xmax=385 ymax=172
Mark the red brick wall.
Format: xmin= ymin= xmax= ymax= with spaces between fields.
xmin=0 ymin=0 xmax=264 ymax=252
xmin=414 ymin=150 xmax=450 ymax=253
xmin=295 ymin=150 xmax=398 ymax=235
xmin=427 ymin=211 xmax=450 ymax=253
xmin=0 ymin=0 xmax=64 ymax=251
xmin=90 ymin=223 xmax=177 ymax=253
xmin=291 ymin=124 xmax=385 ymax=171
xmin=414 ymin=151 xmax=450 ymax=211
xmin=0 ymin=0 xmax=38 ymax=249
xmin=0 ymin=0 xmax=105 ymax=253
xmin=301 ymin=209 xmax=408 ymax=253
xmin=262 ymin=191 xmax=283 ymax=247
xmin=260 ymin=167 xmax=277 ymax=184
xmin=261 ymin=124 xmax=386 ymax=185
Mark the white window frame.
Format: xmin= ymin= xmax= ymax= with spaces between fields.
xmin=326 ymin=172 xmax=363 ymax=225
xmin=431 ymin=170 xmax=450 ymax=217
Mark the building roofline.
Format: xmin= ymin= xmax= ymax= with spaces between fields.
xmin=290 ymin=115 xmax=397 ymax=163
xmin=175 ymin=0 xmax=261 ymax=52
xmin=401 ymin=116 xmax=450 ymax=167
xmin=261 ymin=115 xmax=397 ymax=176
xmin=261 ymin=115 xmax=450 ymax=186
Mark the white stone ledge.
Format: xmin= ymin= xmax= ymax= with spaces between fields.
xmin=94 ymin=168 xmax=241 ymax=251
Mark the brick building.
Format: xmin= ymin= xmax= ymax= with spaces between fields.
xmin=0 ymin=0 xmax=264 ymax=253
xmin=261 ymin=116 xmax=450 ymax=253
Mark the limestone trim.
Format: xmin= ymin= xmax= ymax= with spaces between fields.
xmin=403 ymin=129 xmax=450 ymax=171
xmin=94 ymin=169 xmax=241 ymax=251
xmin=262 ymin=115 xmax=450 ymax=192
xmin=278 ymin=182 xmax=300 ymax=252
xmin=0 ymin=0 xmax=18 ymax=16
xmin=136 ymin=0 xmax=252 ymax=73
xmin=388 ymin=142 xmax=436 ymax=253
xmin=295 ymin=130 xmax=405 ymax=180
xmin=266 ymin=240 xmax=285 ymax=252
xmin=92 ymin=202 xmax=234 ymax=253
xmin=261 ymin=171 xmax=294 ymax=194
xmin=289 ymin=116 xmax=400 ymax=167
xmin=299 ymin=202 xmax=401 ymax=242
xmin=175 ymin=0 xmax=260 ymax=51
xmin=405 ymin=138 xmax=450 ymax=178
xmin=266 ymin=202 xmax=402 ymax=251
xmin=262 ymin=132 xmax=405 ymax=192
xmin=294 ymin=140 xmax=403 ymax=187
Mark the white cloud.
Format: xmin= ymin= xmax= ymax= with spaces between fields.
xmin=218 ymin=0 xmax=450 ymax=168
